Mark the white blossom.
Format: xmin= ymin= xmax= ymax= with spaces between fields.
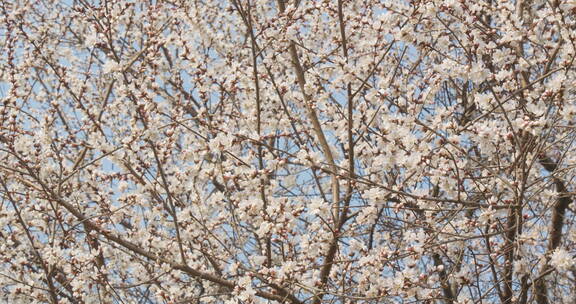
xmin=550 ymin=248 xmax=575 ymax=272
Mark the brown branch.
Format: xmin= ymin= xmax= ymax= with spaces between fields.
xmin=311 ymin=1 xmax=352 ymax=302
xmin=275 ymin=0 xmax=340 ymax=220
xmin=533 ymin=155 xmax=573 ymax=304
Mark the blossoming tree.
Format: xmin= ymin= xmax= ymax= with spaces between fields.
xmin=1 ymin=0 xmax=576 ymax=303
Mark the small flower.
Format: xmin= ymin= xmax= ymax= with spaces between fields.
xmin=102 ymin=60 xmax=120 ymax=74
xmin=550 ymin=248 xmax=575 ymax=271
xmin=84 ymin=32 xmax=100 ymax=48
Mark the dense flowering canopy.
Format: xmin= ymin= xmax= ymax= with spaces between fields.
xmin=1 ymin=0 xmax=576 ymax=303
